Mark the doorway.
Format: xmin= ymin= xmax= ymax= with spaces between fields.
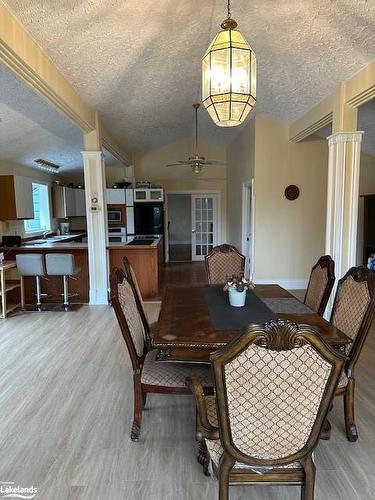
xmin=166 ymin=192 xmax=220 ymax=262
xmin=241 ymin=180 xmax=255 ymax=279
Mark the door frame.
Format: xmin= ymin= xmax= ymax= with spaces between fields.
xmin=241 ymin=180 xmax=255 ymax=280
xmin=165 ymin=190 xmax=222 ymax=263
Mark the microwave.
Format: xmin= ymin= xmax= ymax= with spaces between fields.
xmin=107 ymin=204 xmax=125 ymax=224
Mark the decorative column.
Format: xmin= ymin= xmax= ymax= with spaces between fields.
xmin=325 ymin=131 xmax=363 ymax=313
xmin=81 ymin=150 xmax=108 ymax=304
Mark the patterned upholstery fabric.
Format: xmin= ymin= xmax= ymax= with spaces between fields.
xmin=224 ymin=344 xmax=332 ymax=460
xmin=206 ymin=250 xmax=245 ymax=285
xmin=337 ymin=371 xmax=348 ymax=390
xmin=304 ymin=265 xmax=329 ymax=312
xmin=141 ymin=350 xmax=213 ymax=388
xmin=143 ymin=301 xmax=162 ymax=326
xmin=117 ymin=278 xmax=145 ymax=357
xmin=331 ymin=276 xmax=371 ymax=349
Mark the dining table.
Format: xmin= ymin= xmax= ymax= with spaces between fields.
xmin=152 ymin=284 xmax=352 ymax=362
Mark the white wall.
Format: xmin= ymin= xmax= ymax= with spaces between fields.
xmin=168 ymin=194 xmax=191 ymax=244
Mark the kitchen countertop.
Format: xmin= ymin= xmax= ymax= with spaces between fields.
xmin=108 ymin=236 xmax=162 ymax=249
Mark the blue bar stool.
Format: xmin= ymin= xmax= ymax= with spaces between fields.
xmin=45 ymin=254 xmax=81 ymax=310
xmin=16 ymin=254 xmax=47 ymax=310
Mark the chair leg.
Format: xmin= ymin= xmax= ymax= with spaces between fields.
xmin=20 ymin=276 xmax=25 ymax=309
xmin=131 ymin=374 xmax=143 ymax=441
xmin=36 ymin=276 xmax=42 ymax=309
xmin=218 ymin=455 xmax=234 ymax=500
xmin=301 ymin=455 xmax=315 ymax=500
xmin=344 ymin=377 xmax=358 ymax=442
xmin=195 ymin=407 xmax=210 ymax=476
xmin=63 ymin=275 xmax=69 ymax=308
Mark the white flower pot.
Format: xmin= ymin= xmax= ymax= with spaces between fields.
xmin=228 ymin=288 xmax=247 ymax=307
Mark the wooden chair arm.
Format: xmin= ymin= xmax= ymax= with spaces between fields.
xmin=186 ymin=376 xmax=219 ymax=440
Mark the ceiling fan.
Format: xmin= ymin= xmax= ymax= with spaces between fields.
xmin=166 ymin=103 xmax=226 ymax=174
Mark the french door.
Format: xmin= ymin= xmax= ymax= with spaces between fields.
xmin=191 ymin=194 xmax=218 ymax=261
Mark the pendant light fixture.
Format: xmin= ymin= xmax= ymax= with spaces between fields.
xmin=202 ymin=0 xmax=256 ymax=127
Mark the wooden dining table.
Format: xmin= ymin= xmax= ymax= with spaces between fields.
xmin=152 ymin=284 xmax=351 ymax=362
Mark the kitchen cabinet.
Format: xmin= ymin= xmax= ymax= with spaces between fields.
xmin=0 ymin=175 xmax=34 ymax=220
xmin=52 ymin=186 xmax=86 ymax=218
xmin=134 ymin=188 xmax=163 ymax=202
xmin=106 ymin=189 xmax=126 ymax=204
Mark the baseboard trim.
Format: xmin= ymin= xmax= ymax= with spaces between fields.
xmin=254 ymin=278 xmax=308 ymax=290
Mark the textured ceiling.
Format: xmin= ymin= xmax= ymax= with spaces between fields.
xmin=315 ymin=100 xmax=375 ymax=157
xmin=0 ymin=64 xmax=84 ymax=172
xmin=3 ymin=0 xmax=375 ymax=152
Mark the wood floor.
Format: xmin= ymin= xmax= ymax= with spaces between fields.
xmin=0 ymin=263 xmax=374 ymax=499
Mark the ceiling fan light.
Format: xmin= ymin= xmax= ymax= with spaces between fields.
xmin=202 ymin=5 xmax=256 ymax=128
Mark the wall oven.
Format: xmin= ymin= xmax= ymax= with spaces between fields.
xmin=108 ymin=226 xmax=127 ymax=243
xmin=107 ymin=204 xmax=126 ymax=225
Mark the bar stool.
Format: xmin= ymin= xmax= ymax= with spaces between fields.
xmin=45 ymin=254 xmax=81 ymax=310
xmin=16 ymin=254 xmax=47 ymax=310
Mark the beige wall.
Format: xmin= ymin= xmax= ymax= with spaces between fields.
xmin=357 ymin=152 xmax=375 ymax=265
xmin=253 ymin=116 xmax=328 ymax=286
xmin=226 ymin=119 xmax=255 ymax=250
xmin=0 ymin=161 xmax=57 ymax=238
xmin=134 ymin=137 xmax=227 ymax=242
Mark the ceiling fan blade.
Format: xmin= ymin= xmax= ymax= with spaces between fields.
xmin=165 ymin=163 xmax=190 ymax=167
xmin=203 ymin=160 xmax=226 ymax=165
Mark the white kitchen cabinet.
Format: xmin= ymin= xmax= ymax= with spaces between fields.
xmin=134 ymin=188 xmax=163 ymax=202
xmin=106 ymin=188 xmax=126 ymax=204
xmin=125 ymin=188 xmax=134 ymax=206
xmin=52 ymin=186 xmax=86 ymax=218
xmin=0 ymin=175 xmax=34 ymax=220
xmin=126 ymin=206 xmax=135 ymax=234
xmin=74 ymin=189 xmax=86 ymax=216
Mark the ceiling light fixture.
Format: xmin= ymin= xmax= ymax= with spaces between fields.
xmin=202 ymin=0 xmax=256 ymax=127
xmin=34 ymin=158 xmax=60 ymax=174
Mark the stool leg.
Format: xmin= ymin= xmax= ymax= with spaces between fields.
xmin=20 ymin=276 xmax=25 ymax=309
xmin=63 ymin=275 xmax=69 ymax=308
xmin=36 ymin=276 xmax=42 ymax=309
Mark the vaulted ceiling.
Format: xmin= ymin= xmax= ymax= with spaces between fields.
xmin=2 ymin=0 xmax=375 ymax=152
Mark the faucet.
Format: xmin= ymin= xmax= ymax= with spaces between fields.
xmin=42 ymin=231 xmax=52 ymax=239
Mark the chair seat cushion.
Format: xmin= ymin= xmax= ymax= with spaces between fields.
xmin=141 ymin=350 xmax=213 ymax=388
xmin=143 ymin=301 xmax=162 ymax=326
xmin=204 ymin=396 xmax=303 ymax=474
xmin=337 ymin=371 xmax=348 ymax=390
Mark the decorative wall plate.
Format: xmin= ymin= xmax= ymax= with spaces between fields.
xmin=285 ymin=185 xmax=300 ymax=201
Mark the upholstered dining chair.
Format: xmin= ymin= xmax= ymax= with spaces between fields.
xmin=205 ymin=244 xmax=246 ymax=285
xmin=304 ymin=255 xmax=335 ymax=316
xmin=122 ymin=256 xmax=161 ymax=330
xmin=110 ymin=267 xmax=213 ymax=441
xmin=187 ymin=320 xmax=344 ymax=500
xmin=330 ymin=266 xmax=375 ymax=441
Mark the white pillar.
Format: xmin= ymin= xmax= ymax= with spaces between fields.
xmin=81 ymin=151 xmax=108 ymax=304
xmin=325 ymin=132 xmax=363 ymax=313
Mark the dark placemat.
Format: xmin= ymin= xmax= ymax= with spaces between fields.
xmin=261 ymin=297 xmax=314 ymax=314
xmin=203 ymin=287 xmax=277 ymax=331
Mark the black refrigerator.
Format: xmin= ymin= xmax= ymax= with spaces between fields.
xmin=134 ymin=202 xmax=164 ymax=236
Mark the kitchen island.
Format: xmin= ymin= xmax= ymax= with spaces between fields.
xmin=108 ymin=236 xmax=163 ymax=299
xmin=0 ymin=235 xmax=163 ymax=305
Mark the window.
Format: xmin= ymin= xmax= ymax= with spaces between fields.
xmin=24 ymin=183 xmax=51 ymax=233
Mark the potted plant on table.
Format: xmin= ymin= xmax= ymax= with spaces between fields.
xmin=224 ymin=275 xmax=254 ymax=307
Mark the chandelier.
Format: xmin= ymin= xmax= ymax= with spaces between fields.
xmin=202 ymin=0 xmax=256 ymax=127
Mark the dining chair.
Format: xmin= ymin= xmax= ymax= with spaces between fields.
xmin=304 ymin=255 xmax=335 ymax=316
xmin=187 ymin=320 xmax=344 ymax=500
xmin=110 ymin=267 xmax=213 ymax=441
xmin=122 ymin=256 xmax=161 ymax=330
xmin=205 ymin=244 xmax=246 ymax=285
xmin=330 ymin=266 xmax=375 ymax=441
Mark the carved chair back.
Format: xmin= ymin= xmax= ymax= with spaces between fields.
xmin=205 ymin=244 xmax=246 ymax=285
xmin=330 ymin=266 xmax=375 ymax=370
xmin=210 ymin=321 xmax=344 ymax=468
xmin=304 ymin=255 xmax=335 ymax=315
xmin=110 ymin=267 xmax=147 ymax=371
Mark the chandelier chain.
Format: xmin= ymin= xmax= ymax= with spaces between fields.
xmin=227 ymin=0 xmax=231 ymax=18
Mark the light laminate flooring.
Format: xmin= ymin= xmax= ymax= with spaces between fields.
xmin=0 ymin=265 xmax=374 ymax=499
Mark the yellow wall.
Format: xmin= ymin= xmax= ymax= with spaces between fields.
xmin=134 ymin=137 xmax=227 ymax=242
xmin=226 ymin=120 xmax=255 ymax=250
xmin=253 ymin=116 xmax=328 ymax=286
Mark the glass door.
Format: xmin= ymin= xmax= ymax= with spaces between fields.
xmin=191 ymin=194 xmax=218 ymax=261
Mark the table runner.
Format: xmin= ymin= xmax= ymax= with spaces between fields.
xmin=203 ymin=287 xmax=277 ymax=331
xmin=260 ymin=297 xmax=314 ymax=314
